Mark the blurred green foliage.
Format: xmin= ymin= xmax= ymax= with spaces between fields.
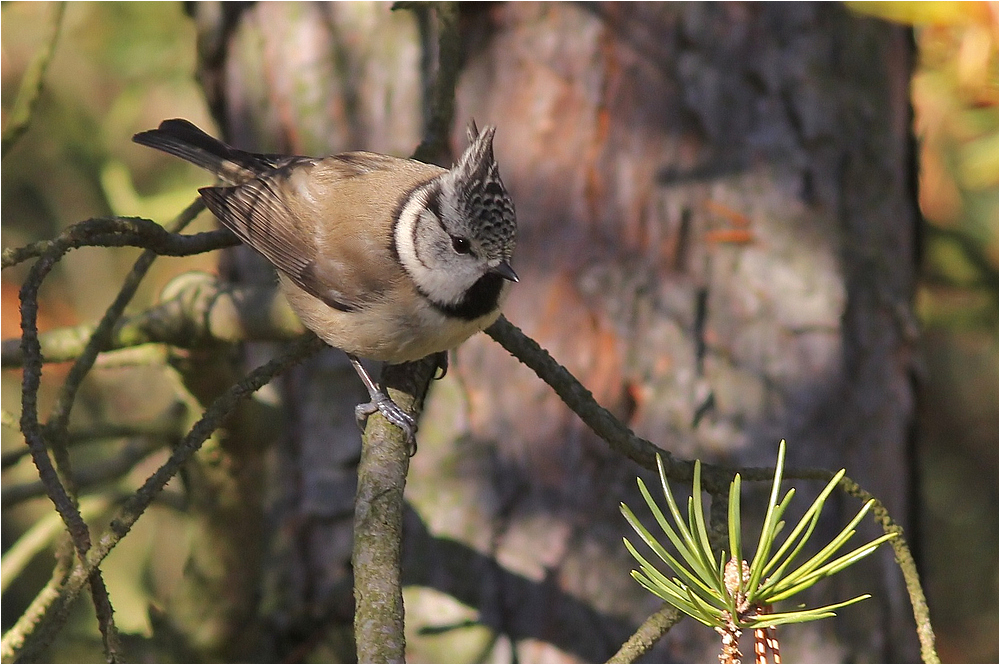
xmin=2 ymin=2 xmax=217 ymax=654
xmin=852 ymin=1 xmax=998 ymax=321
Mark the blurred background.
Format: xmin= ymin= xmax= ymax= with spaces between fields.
xmin=852 ymin=3 xmax=998 ymax=661
xmin=1 ymin=2 xmax=996 ymax=662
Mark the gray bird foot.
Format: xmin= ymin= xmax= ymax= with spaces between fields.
xmin=355 ymin=391 xmax=418 ymax=455
xmin=348 ymin=353 xmax=418 ymax=454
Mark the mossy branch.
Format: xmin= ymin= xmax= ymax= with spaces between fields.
xmin=352 ymin=356 xmax=437 ymax=664
xmin=606 ymin=604 xmax=683 ymax=664
xmin=16 ymin=229 xmax=123 ymax=661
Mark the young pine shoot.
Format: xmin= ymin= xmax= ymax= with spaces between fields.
xmin=621 ymin=440 xmax=896 ymax=663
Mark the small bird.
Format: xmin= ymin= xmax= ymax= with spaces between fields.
xmin=133 ymin=119 xmax=518 ymax=446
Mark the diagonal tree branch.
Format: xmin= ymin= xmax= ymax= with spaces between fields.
xmin=606 ymin=604 xmax=683 ymax=664
xmin=485 ymin=315 xmax=938 ymax=663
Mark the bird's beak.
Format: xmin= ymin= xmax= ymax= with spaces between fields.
xmin=489 ymin=260 xmax=519 ymax=282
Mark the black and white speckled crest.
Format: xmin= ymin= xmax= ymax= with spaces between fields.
xmin=440 ymin=124 xmax=517 ymax=261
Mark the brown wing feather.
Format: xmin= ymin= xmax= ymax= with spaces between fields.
xmin=200 ymin=152 xmax=446 ymax=312
xmin=200 ymin=178 xmax=366 ymax=311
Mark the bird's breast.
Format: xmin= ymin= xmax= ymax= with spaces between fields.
xmin=279 ymin=276 xmax=503 ymax=362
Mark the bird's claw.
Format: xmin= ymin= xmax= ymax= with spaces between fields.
xmin=355 ymin=391 xmax=418 ymax=455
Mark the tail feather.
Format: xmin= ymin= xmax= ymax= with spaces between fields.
xmin=132 ymin=119 xmax=272 ymax=185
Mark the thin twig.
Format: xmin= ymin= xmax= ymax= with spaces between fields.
xmin=836 ymin=476 xmax=939 ymax=663
xmin=0 ymin=334 xmax=324 ymax=662
xmin=485 ymin=316 xmax=691 ymax=479
xmin=606 ymin=604 xmax=683 ymax=664
xmin=485 ymin=316 xmax=939 ymax=662
xmin=19 ymin=250 xmax=93 ymax=554
xmin=17 ymin=244 xmax=124 ymax=660
xmin=2 ymin=214 xmax=235 ymax=270
xmin=2 ymin=437 xmax=168 ymax=506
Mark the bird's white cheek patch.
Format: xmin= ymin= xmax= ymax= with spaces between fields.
xmin=394 ymin=192 xmax=425 ymax=276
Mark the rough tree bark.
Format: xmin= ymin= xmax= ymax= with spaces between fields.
xmin=180 ymin=2 xmax=919 ymax=662
xmin=440 ymin=4 xmax=919 ymax=661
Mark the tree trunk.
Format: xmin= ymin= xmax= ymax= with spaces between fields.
xmin=186 ymin=2 xmax=919 ymax=661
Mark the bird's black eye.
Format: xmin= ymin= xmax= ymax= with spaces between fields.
xmin=451 ymin=236 xmax=472 ymax=255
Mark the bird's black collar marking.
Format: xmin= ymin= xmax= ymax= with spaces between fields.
xmin=424 ymin=272 xmax=504 ymax=321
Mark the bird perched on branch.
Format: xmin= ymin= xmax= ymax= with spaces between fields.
xmin=133 ymin=119 xmax=518 ymax=447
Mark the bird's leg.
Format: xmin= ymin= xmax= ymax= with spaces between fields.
xmin=348 ymin=354 xmax=417 ymax=450
xmin=432 ymin=350 xmax=449 ymax=380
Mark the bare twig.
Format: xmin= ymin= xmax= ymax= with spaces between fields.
xmin=485 ymin=316 xmax=692 ymax=480
xmin=836 ymin=477 xmax=939 ymax=663
xmin=17 ymin=240 xmax=124 ymax=661
xmin=19 ymin=249 xmax=95 ymax=555
xmin=485 ymin=316 xmax=939 ymax=663
xmin=0 ymin=334 xmax=324 ymax=662
xmin=606 ymin=604 xmax=683 ymax=664
xmin=2 ymin=214 xmax=235 ymax=270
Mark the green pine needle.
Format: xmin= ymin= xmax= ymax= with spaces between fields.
xmin=621 ymin=439 xmax=896 ymax=631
